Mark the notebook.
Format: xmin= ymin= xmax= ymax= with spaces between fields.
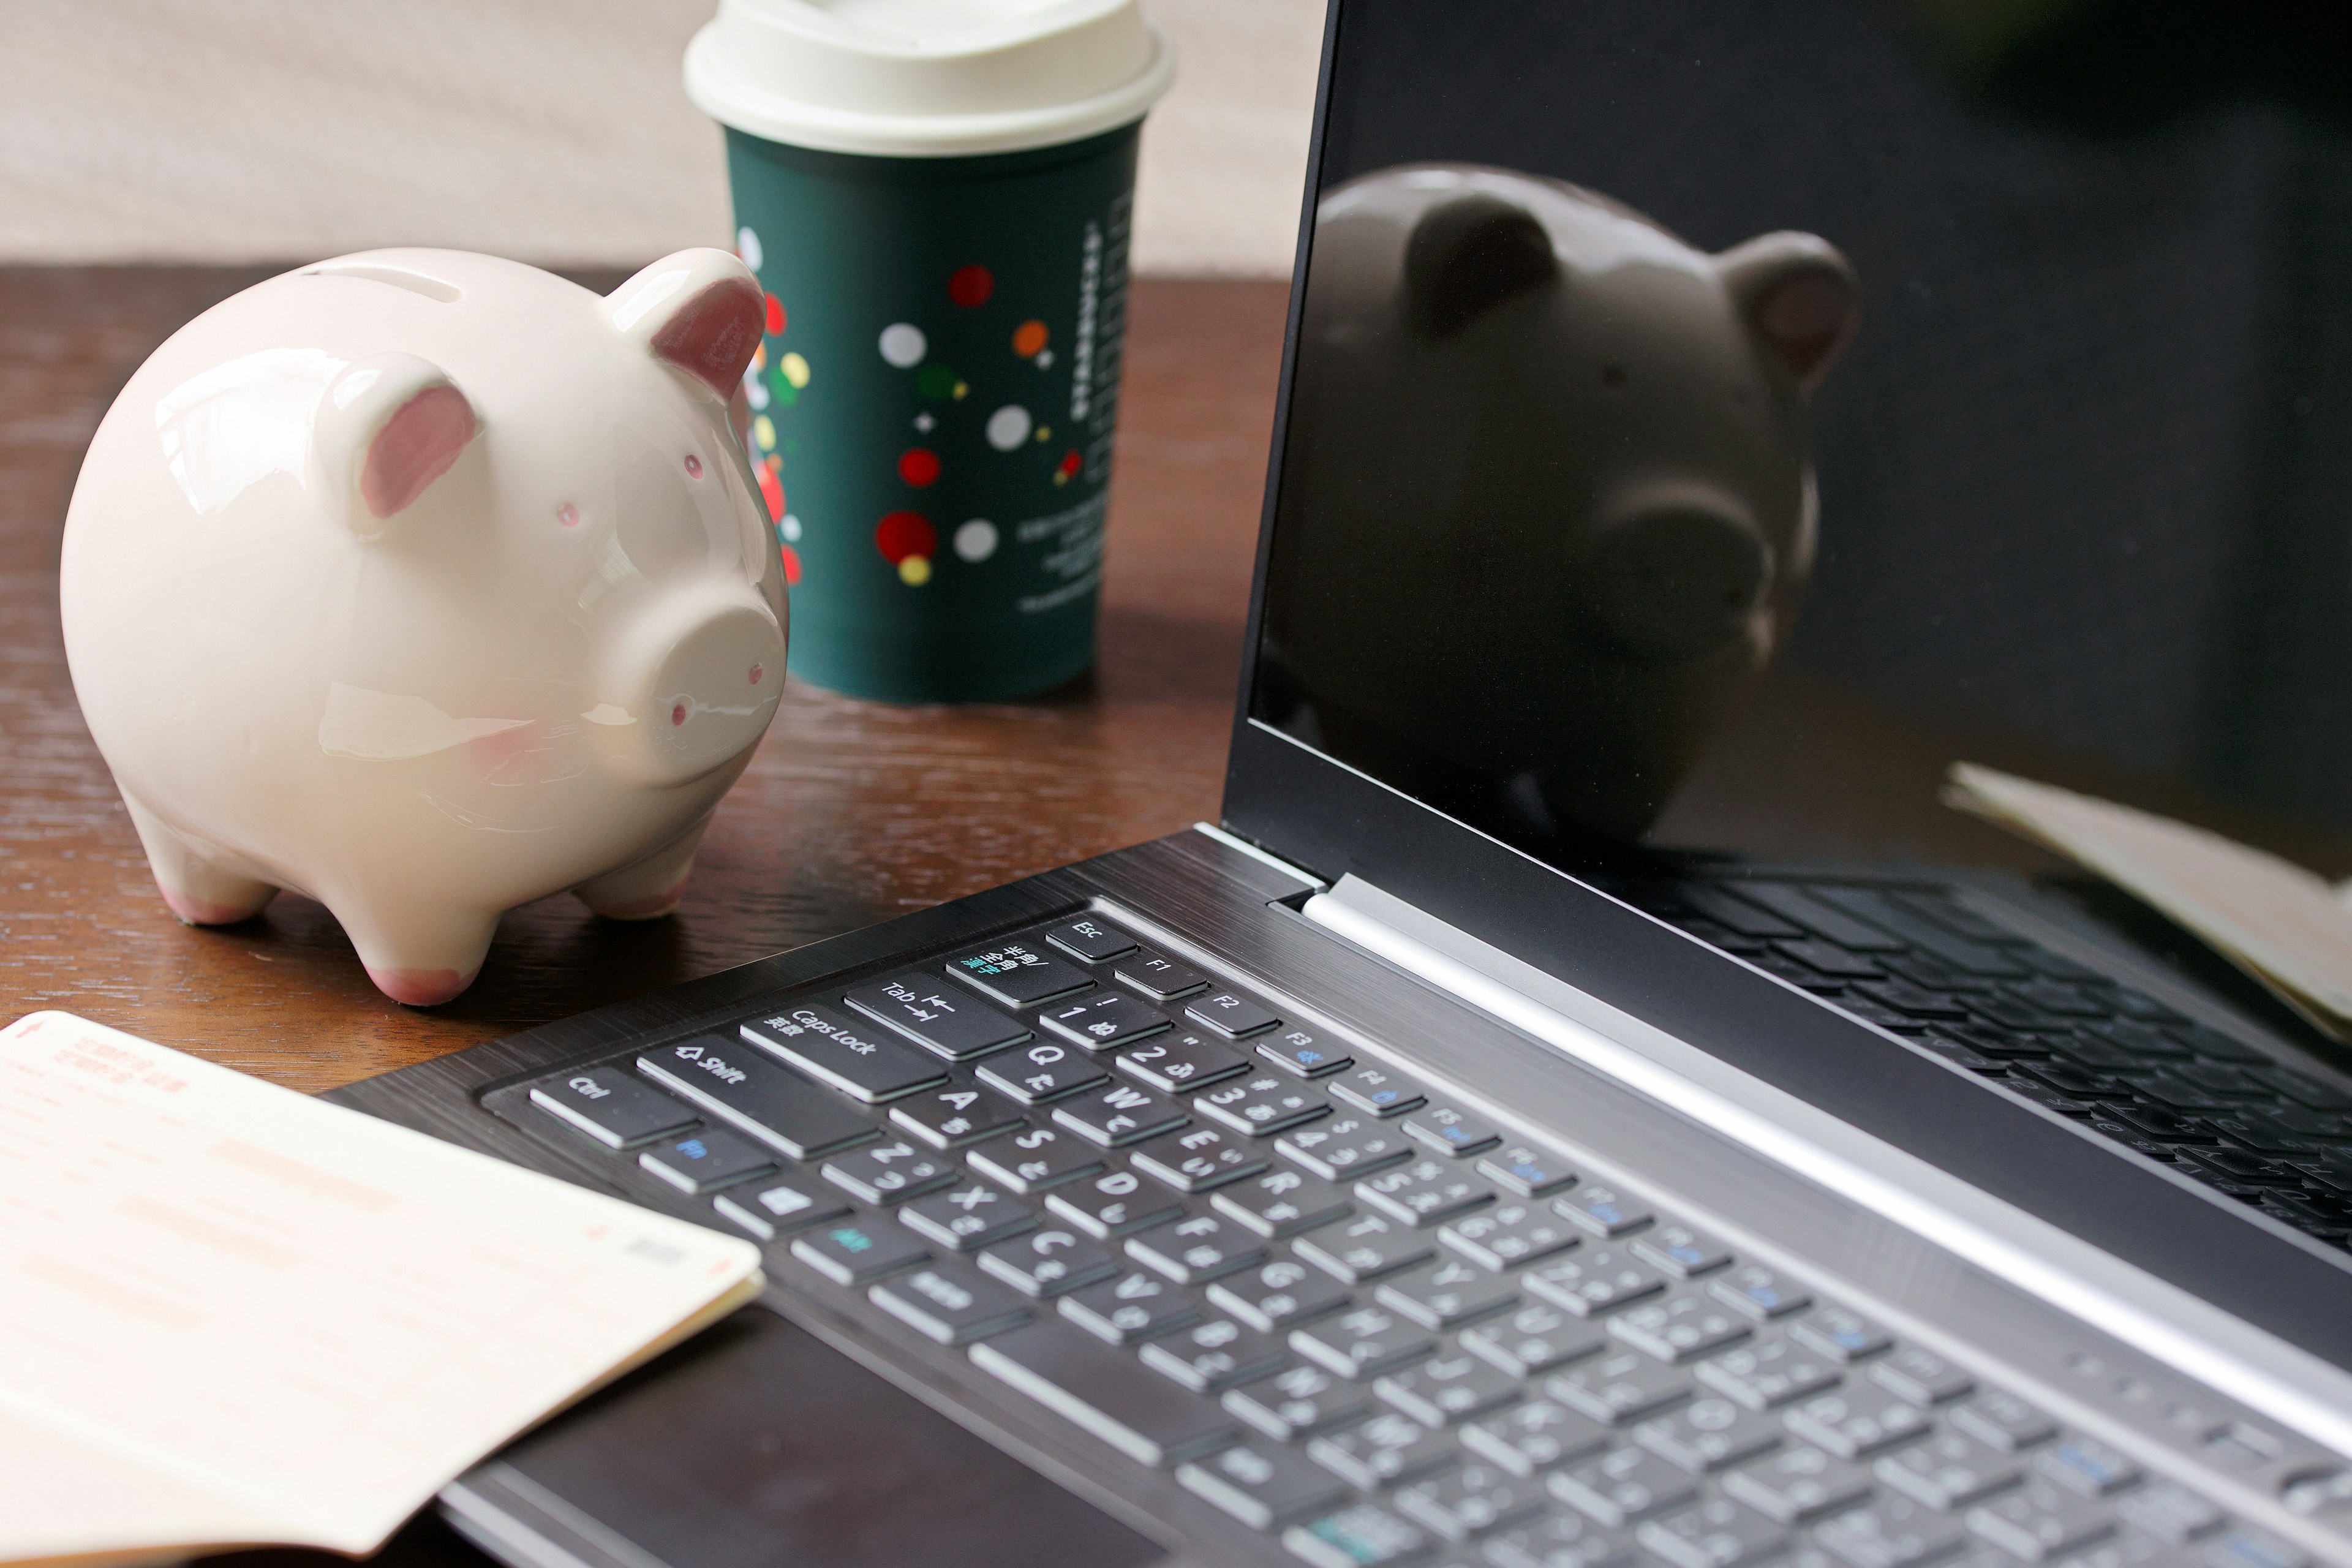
xmin=0 ymin=1011 xmax=763 ymax=1568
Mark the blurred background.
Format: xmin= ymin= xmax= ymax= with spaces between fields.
xmin=0 ymin=0 xmax=1321 ymax=275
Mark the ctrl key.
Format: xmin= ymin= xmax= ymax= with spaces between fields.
xmin=971 ymin=1320 xmax=1238 ymax=1468
xmin=530 ymin=1068 xmax=696 ymax=1149
xmin=637 ymin=1127 xmax=775 ymax=1194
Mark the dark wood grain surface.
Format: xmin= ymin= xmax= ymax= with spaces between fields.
xmin=0 ymin=268 xmax=1287 ymax=1093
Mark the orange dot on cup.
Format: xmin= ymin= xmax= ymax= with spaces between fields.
xmin=898 ymin=448 xmax=941 ymax=487
xmin=948 ymin=265 xmax=993 ymax=307
xmin=764 ymin=293 xmax=785 ymax=334
xmin=1012 ymin=320 xmax=1049 ymax=358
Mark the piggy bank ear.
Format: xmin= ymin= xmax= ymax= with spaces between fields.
xmin=608 ymin=249 xmax=765 ymax=399
xmin=1715 ymin=233 xmax=1862 ymax=394
xmin=1404 ymin=194 xmax=1559 ymax=337
xmin=312 ymin=353 xmax=478 ymax=537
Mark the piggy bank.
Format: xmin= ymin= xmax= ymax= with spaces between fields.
xmin=60 ymin=248 xmax=788 ymax=1005
xmin=1263 ymin=165 xmax=1862 ymax=843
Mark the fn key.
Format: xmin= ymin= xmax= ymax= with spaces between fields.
xmin=971 ymin=1321 xmax=1238 ymax=1468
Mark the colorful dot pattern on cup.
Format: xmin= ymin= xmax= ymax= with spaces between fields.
xmin=1013 ymin=320 xmax=1048 ymax=358
xmin=875 ymin=510 xmax=935 ymax=568
xmin=898 ymin=448 xmax=941 ymax=487
xmin=954 ymin=519 xmax=998 ymax=562
xmin=948 ymin=265 xmax=994 ymax=308
xmin=780 ymin=352 xmax=810 ymax=389
xmin=764 ymin=294 xmax=786 ymax=334
xmin=879 ymin=323 xmax=926 ymax=368
xmin=986 ymin=405 xmax=1031 ymax=451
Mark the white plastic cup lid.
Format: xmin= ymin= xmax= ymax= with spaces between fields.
xmin=685 ymin=0 xmax=1176 ymax=159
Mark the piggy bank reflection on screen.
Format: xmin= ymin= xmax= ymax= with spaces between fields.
xmin=1267 ymin=166 xmax=1862 ymax=843
xmin=59 ymin=249 xmax=788 ymax=1005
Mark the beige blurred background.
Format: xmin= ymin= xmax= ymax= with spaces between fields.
xmin=0 ymin=0 xmax=1322 ymax=275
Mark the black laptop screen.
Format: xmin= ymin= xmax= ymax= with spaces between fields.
xmin=1250 ymin=0 xmax=2352 ymax=881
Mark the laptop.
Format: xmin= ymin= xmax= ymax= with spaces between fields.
xmin=330 ymin=4 xmax=2352 ymax=1565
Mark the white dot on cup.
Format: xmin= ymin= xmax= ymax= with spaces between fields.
xmin=986 ymin=405 xmax=1031 ymax=451
xmin=557 ymin=503 xmax=579 ymax=527
xmin=684 ymin=454 xmax=704 ymax=478
xmin=954 ymin=519 xmax=999 ymax=562
xmin=878 ymin=323 xmax=927 ymax=368
xmin=747 ymin=664 xmax=764 ymax=685
xmin=671 ymin=703 xmax=687 ymax=726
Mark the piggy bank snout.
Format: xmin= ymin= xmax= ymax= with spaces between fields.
xmin=597 ymin=587 xmax=786 ymax=786
xmin=1576 ymin=486 xmax=1771 ymax=665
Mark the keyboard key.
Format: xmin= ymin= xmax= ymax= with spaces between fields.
xmin=1224 ymin=1360 xmax=1376 ymax=1441
xmin=1817 ymin=1494 xmax=1969 ymax=1568
xmin=1045 ymin=915 xmax=1136 ymax=963
xmin=1044 ymin=1166 xmax=1185 ymax=1238
xmin=1695 ymin=1339 xmax=1842 ymax=1411
xmin=1212 ymin=1166 xmax=1351 ymax=1235
xmin=1555 ymin=1185 xmax=1655 ymax=1237
xmin=1462 ymin=1398 xmax=1613 ymax=1476
xmin=1126 ymin=1211 xmax=1267 ymax=1283
xmin=1207 ymin=1256 xmax=1354 ymax=1333
xmin=820 ymin=1139 xmax=956 ymax=1204
xmin=1195 ymin=1072 xmax=1329 ymax=1136
xmin=1611 ymin=1295 xmax=1752 ymax=1363
xmin=1792 ymin=1307 xmax=1893 ymax=1363
xmin=1396 ymin=1461 xmax=1547 ymax=1541
xmin=1359 ymin=1158 xmax=1498 ymax=1227
xmin=897 ymin=1178 xmax=1037 ymax=1251
xmin=1308 ymin=1410 xmax=1457 ymax=1489
xmin=1965 ymin=1479 xmax=2116 ymax=1561
xmin=1051 ymin=1080 xmax=1187 ymax=1146
xmin=1133 ymin=1122 xmax=1268 ymax=1191
xmin=1280 ymin=1112 xmax=1417 ymax=1180
xmin=1376 ymin=1257 xmax=1521 ymax=1330
xmin=1549 ymin=1349 xmax=1694 ymax=1424
xmin=1114 ymin=948 xmax=1208 ymax=1000
xmin=1639 ymin=1496 xmax=1791 ymax=1568
xmin=977 ymin=1224 xmax=1117 ymax=1297
xmin=1634 ymin=1396 xmax=1784 ymax=1472
xmin=975 ymin=1039 xmax=1110 ymax=1104
xmin=1038 ymin=989 xmax=1172 ymax=1052
xmin=1292 ymin=1304 xmax=1440 ymax=1379
xmin=2113 ymin=1483 xmax=2223 ymax=1545
xmin=1253 ymin=1028 xmax=1349 ymax=1082
xmin=1483 ymin=1510 xmax=1640 ymax=1568
xmin=845 ymin=972 xmax=1031 ymax=1060
xmin=965 ymin=1124 xmax=1104 ymax=1193
xmin=1875 ymin=1430 xmax=2022 ymax=1510
xmin=888 ymin=1083 xmax=1025 ymax=1148
xmin=1285 ymin=1504 xmax=1433 ymax=1568
xmin=1295 ymin=1209 xmax=1438 ymax=1283
xmin=741 ymin=1003 xmax=948 ymax=1103
xmin=1442 ymin=1201 xmax=1580 ymax=1271
xmin=1870 ymin=1347 xmax=1974 ymax=1405
xmin=1710 ymin=1267 xmax=1811 ymax=1320
xmin=944 ymin=939 xmax=1091 ymax=1006
xmin=1332 ymin=1063 xmax=1429 ymax=1117
xmin=1551 ymin=1445 xmax=1702 ymax=1526
xmin=1633 ymin=1224 xmax=1733 ymax=1279
xmin=1114 ymin=1030 xmax=1249 ymax=1093
xmin=869 ymin=1264 xmax=1031 ymax=1344
xmin=636 ymin=1038 xmax=877 ymax=1159
xmin=1461 ymin=1302 xmax=1607 ymax=1378
xmin=1786 ymin=1389 xmax=1934 ymax=1459
xmin=2031 ymin=1438 xmax=2138 ymax=1497
xmin=1057 ymin=1267 xmax=1200 ymax=1344
xmin=1187 ymin=990 xmax=1283 ymax=1038
xmin=1722 ymin=1445 xmax=1872 ymax=1523
xmin=712 ymin=1174 xmax=849 ymax=1240
xmin=1948 ymin=1390 xmax=2058 ymax=1453
xmin=971 ymin=1319 xmax=1237 ymax=1466
xmin=530 ymin=1066 xmax=697 ymax=1148
xmin=1375 ymin=1348 xmax=1521 ymax=1426
xmin=1525 ymin=1246 xmax=1668 ymax=1317
xmin=2201 ymin=1529 xmax=2311 ymax=1568
xmin=1177 ymin=1439 xmax=1348 ymax=1530
xmin=637 ymin=1126 xmax=776 ymax=1193
xmin=1140 ymin=1313 xmax=1286 ymax=1392
xmin=1406 ymin=1105 xmax=1502 ymax=1157
xmin=1481 ymin=1144 xmax=1580 ymax=1197
xmin=791 ymin=1217 xmax=930 ymax=1285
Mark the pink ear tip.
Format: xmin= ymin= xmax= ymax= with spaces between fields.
xmin=652 ymin=279 xmax=768 ymax=397
xmin=361 ymin=385 xmax=476 ymax=519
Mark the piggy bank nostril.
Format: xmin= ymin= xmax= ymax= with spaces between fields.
xmin=683 ymin=454 xmax=703 ymax=479
xmin=1582 ymin=507 xmax=1770 ymax=665
xmin=747 ymin=664 xmax=764 ymax=685
xmin=670 ymin=703 xmax=688 ymax=726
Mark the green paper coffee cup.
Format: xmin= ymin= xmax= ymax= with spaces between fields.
xmin=686 ymin=0 xmax=1175 ymax=703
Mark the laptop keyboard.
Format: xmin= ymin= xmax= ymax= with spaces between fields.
xmin=492 ymin=908 xmax=2312 ymax=1568
xmin=1608 ymin=878 xmax=2352 ymax=1253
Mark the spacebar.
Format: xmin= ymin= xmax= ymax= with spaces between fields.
xmin=971 ymin=1321 xmax=1237 ymax=1468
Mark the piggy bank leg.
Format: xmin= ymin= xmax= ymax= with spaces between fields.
xmin=123 ymin=795 xmax=277 ymax=925
xmin=571 ymin=813 xmax=712 ymax=921
xmin=329 ymin=897 xmax=500 ymax=1008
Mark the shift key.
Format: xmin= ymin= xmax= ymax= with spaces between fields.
xmin=636 ymin=1036 xmax=876 ymax=1159
xmin=741 ymin=1003 xmax=948 ymax=1103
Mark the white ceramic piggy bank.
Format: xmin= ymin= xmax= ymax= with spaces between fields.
xmin=61 ymin=248 xmax=788 ymax=1005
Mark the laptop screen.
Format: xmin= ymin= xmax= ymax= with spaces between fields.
xmin=1249 ymin=0 xmax=2352 ymax=883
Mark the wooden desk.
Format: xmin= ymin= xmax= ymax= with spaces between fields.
xmin=0 ymin=269 xmax=1289 ymax=1093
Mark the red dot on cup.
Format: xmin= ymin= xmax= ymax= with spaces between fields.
xmin=684 ymin=454 xmax=704 ymax=478
xmin=671 ymin=703 xmax=688 ymax=727
xmin=556 ymin=502 xmax=579 ymax=527
xmin=898 ymin=448 xmax=941 ymax=487
xmin=875 ymin=510 xmax=937 ymax=565
xmin=765 ymin=293 xmax=785 ymax=334
xmin=1058 ymin=450 xmax=1080 ymax=477
xmin=747 ymin=663 xmax=764 ymax=685
xmin=948 ymin=265 xmax=993 ymax=308
xmin=781 ymin=543 xmax=802 ymax=584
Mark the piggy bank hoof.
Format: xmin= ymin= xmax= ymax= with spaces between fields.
xmin=364 ymin=963 xmax=481 ymax=1008
xmin=586 ymin=880 xmax=688 ymax=921
xmin=159 ymin=883 xmax=276 ymax=926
